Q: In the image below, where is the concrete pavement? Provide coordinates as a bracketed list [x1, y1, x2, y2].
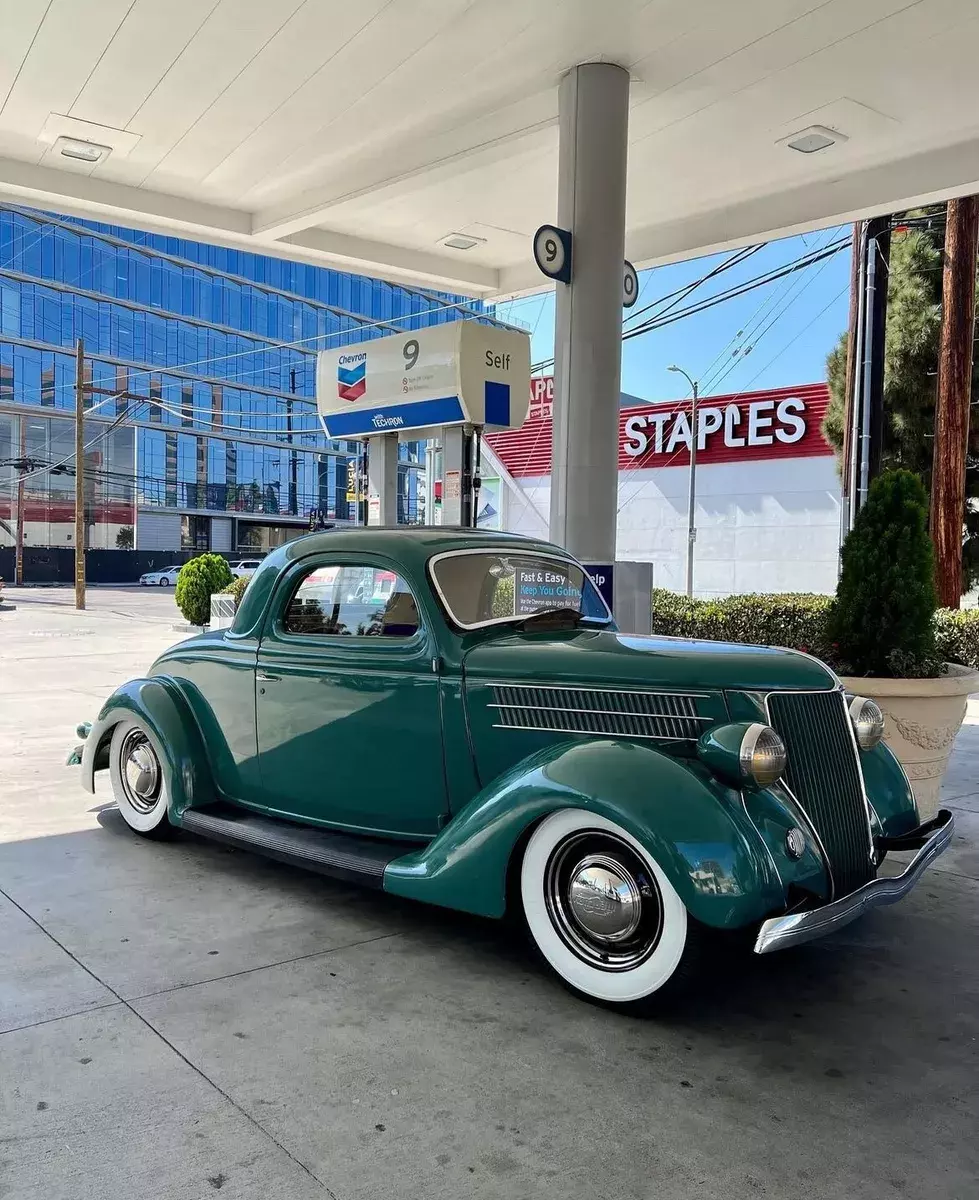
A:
[1, 588, 977, 1199]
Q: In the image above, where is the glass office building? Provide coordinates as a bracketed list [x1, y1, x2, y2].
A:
[0, 205, 484, 559]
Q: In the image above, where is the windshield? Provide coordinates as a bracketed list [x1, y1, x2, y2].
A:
[430, 550, 612, 630]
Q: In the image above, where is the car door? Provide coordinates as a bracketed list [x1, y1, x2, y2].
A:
[254, 556, 447, 838]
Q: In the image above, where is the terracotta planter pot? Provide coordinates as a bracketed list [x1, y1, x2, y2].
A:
[839, 663, 979, 820]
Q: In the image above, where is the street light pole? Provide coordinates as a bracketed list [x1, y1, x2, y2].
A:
[668, 365, 699, 599]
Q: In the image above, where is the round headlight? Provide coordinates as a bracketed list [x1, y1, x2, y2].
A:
[739, 723, 787, 788]
[849, 696, 884, 750]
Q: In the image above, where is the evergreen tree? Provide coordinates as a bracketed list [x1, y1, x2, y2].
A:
[823, 210, 979, 588]
[831, 470, 939, 677]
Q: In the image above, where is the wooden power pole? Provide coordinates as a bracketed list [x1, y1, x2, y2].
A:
[932, 196, 979, 608]
[74, 338, 86, 610]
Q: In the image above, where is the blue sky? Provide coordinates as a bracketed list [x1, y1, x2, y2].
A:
[493, 225, 852, 403]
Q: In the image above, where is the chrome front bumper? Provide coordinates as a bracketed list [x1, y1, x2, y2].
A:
[754, 809, 955, 954]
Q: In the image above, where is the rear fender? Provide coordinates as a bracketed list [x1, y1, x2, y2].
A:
[81, 677, 214, 817]
[383, 738, 783, 928]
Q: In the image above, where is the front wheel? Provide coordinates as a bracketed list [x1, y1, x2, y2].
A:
[520, 810, 699, 1011]
[108, 720, 175, 838]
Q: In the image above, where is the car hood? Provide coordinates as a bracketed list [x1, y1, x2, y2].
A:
[463, 627, 836, 692]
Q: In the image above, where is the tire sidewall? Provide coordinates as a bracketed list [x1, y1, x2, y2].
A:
[521, 809, 688, 1004]
[108, 719, 171, 834]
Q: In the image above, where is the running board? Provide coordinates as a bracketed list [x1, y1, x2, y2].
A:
[178, 807, 415, 888]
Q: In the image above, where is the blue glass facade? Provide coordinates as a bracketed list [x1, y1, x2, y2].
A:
[0, 205, 483, 554]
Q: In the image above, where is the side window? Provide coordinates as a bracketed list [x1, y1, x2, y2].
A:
[284, 564, 420, 638]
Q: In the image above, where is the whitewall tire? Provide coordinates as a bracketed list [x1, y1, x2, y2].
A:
[108, 720, 174, 838]
[520, 809, 693, 1008]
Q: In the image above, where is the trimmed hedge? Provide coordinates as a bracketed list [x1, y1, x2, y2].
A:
[650, 588, 979, 673]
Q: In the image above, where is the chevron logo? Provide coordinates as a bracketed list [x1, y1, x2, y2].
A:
[337, 356, 367, 402]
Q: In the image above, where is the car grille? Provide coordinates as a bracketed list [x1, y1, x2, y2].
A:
[767, 689, 874, 897]
[490, 684, 709, 741]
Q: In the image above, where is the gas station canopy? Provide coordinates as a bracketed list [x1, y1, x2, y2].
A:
[1, 0, 978, 298]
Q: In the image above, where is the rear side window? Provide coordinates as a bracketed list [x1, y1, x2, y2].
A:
[284, 564, 420, 638]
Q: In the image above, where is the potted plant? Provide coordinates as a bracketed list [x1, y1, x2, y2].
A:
[832, 470, 979, 818]
[174, 553, 234, 630]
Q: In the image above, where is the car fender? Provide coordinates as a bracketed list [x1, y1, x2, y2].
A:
[383, 738, 784, 928]
[81, 676, 214, 816]
[860, 739, 920, 836]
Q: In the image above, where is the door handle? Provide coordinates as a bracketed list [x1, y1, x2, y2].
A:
[256, 672, 280, 683]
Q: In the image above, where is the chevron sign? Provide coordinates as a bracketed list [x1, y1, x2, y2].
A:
[337, 353, 367, 402]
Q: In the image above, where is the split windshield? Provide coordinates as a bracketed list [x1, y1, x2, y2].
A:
[429, 551, 612, 630]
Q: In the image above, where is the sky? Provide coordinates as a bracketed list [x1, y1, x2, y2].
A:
[492, 224, 853, 404]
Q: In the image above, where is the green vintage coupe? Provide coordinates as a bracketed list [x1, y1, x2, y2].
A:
[72, 528, 953, 1009]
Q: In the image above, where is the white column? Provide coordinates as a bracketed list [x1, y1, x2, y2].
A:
[366, 433, 399, 525]
[550, 62, 630, 562]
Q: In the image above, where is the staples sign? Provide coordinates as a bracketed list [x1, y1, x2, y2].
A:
[617, 386, 832, 469]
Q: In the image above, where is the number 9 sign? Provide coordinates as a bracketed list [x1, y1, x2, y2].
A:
[533, 225, 572, 284]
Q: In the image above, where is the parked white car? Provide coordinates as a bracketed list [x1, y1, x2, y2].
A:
[139, 565, 182, 587]
[230, 559, 262, 579]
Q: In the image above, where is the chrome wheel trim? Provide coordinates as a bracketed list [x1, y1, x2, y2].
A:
[544, 832, 663, 972]
[119, 730, 162, 814]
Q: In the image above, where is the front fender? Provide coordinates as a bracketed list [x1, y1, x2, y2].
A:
[383, 738, 785, 928]
[81, 677, 214, 817]
[861, 739, 920, 836]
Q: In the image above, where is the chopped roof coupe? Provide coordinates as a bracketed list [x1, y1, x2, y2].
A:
[71, 528, 953, 1010]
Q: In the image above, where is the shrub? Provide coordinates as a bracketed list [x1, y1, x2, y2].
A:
[223, 574, 251, 611]
[175, 553, 234, 627]
[831, 470, 939, 677]
[651, 588, 835, 659]
[935, 607, 979, 670]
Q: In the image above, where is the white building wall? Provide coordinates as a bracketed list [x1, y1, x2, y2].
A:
[210, 516, 233, 552]
[503, 456, 841, 598]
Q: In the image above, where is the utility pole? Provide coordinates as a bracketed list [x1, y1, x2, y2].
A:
[840, 222, 863, 523]
[15, 416, 26, 585]
[931, 195, 979, 609]
[74, 338, 86, 610]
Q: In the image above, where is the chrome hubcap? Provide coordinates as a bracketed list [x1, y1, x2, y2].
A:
[120, 731, 161, 814]
[544, 832, 663, 972]
[568, 855, 642, 942]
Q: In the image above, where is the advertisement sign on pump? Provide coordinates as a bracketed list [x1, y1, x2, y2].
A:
[316, 320, 530, 439]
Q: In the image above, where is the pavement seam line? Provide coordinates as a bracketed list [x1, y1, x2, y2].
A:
[0, 881, 342, 1199]
[0, 1000, 123, 1039]
[125, 930, 404, 1002]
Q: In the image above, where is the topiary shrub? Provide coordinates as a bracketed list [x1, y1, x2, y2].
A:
[175, 553, 234, 627]
[222, 574, 251, 611]
[831, 469, 940, 677]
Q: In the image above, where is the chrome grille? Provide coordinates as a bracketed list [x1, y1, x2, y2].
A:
[490, 685, 708, 741]
[767, 689, 874, 897]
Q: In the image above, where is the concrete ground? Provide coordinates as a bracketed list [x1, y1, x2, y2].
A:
[1, 587, 977, 1200]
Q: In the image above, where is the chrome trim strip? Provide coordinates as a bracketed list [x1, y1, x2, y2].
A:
[753, 811, 954, 954]
[485, 681, 711, 699]
[487, 703, 710, 721]
[491, 723, 694, 742]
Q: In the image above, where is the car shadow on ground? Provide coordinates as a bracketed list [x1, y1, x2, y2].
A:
[85, 805, 971, 1050]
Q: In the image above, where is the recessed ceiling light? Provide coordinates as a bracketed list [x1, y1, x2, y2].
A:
[780, 124, 847, 155]
[55, 136, 110, 164]
[441, 233, 486, 251]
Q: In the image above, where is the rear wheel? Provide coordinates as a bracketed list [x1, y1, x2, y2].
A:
[520, 809, 698, 1011]
[159, 578, 169, 587]
[108, 720, 175, 839]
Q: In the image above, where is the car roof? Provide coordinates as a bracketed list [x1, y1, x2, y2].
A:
[232, 526, 567, 635]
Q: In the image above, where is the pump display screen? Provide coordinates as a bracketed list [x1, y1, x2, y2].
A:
[429, 551, 612, 631]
